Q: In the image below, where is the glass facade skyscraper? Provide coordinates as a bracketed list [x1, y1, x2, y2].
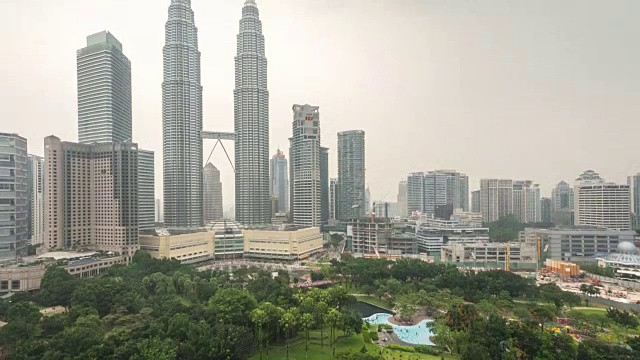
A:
[77, 31, 131, 144]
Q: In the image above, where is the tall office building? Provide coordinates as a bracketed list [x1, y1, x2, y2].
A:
[77, 31, 132, 144]
[44, 136, 138, 257]
[337, 130, 365, 221]
[270, 149, 289, 213]
[27, 155, 44, 245]
[234, 0, 270, 226]
[551, 180, 574, 226]
[574, 170, 630, 230]
[397, 180, 408, 218]
[138, 150, 155, 231]
[203, 163, 223, 223]
[406, 172, 425, 215]
[365, 187, 371, 214]
[628, 174, 640, 230]
[480, 179, 514, 223]
[155, 199, 163, 223]
[289, 105, 321, 227]
[471, 190, 480, 214]
[162, 0, 203, 228]
[541, 197, 552, 224]
[320, 147, 329, 224]
[0, 133, 28, 261]
[329, 178, 338, 221]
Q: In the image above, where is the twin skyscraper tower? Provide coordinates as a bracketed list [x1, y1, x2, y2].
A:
[163, 0, 270, 228]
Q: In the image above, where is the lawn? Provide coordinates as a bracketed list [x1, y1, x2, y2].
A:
[570, 308, 607, 316]
[249, 330, 459, 360]
[355, 295, 393, 311]
[250, 330, 377, 360]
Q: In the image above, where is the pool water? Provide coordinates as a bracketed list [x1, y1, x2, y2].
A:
[362, 313, 435, 346]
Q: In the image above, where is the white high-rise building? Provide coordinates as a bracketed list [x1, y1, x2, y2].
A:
[270, 150, 289, 214]
[234, 0, 270, 226]
[406, 172, 425, 215]
[138, 150, 155, 231]
[480, 179, 514, 223]
[77, 31, 131, 144]
[162, 0, 203, 228]
[574, 170, 630, 230]
[289, 105, 321, 227]
[0, 133, 28, 261]
[203, 163, 223, 223]
[512, 180, 541, 223]
[155, 199, 163, 223]
[28, 155, 44, 245]
[397, 180, 408, 218]
[44, 136, 138, 258]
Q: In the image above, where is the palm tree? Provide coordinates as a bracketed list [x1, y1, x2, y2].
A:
[279, 308, 298, 360]
[301, 313, 314, 360]
[327, 308, 342, 357]
[250, 308, 268, 360]
[315, 300, 329, 348]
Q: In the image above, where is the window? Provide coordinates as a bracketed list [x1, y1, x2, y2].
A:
[11, 280, 20, 290]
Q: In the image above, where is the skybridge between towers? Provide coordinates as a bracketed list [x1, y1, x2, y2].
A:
[202, 131, 235, 172]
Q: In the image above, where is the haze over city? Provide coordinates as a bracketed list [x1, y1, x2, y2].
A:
[2, 0, 640, 206]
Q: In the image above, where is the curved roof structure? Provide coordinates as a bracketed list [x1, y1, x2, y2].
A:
[606, 241, 640, 265]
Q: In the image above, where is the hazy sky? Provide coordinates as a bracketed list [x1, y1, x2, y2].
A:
[2, 0, 640, 208]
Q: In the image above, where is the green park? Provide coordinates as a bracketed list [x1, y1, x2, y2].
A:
[1, 252, 640, 359]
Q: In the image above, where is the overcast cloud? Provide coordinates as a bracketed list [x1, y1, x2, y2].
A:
[1, 0, 639, 208]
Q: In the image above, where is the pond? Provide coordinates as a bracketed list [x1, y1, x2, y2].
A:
[362, 313, 435, 346]
[353, 300, 392, 318]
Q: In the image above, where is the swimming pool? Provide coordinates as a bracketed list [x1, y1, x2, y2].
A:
[362, 313, 434, 346]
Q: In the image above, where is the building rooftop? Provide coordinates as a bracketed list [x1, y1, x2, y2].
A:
[37, 251, 97, 261]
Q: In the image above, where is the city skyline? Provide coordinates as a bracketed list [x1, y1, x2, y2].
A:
[3, 0, 640, 206]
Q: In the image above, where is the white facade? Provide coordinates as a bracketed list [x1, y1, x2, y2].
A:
[513, 180, 541, 223]
[77, 31, 131, 144]
[28, 155, 44, 245]
[290, 105, 321, 227]
[44, 136, 139, 258]
[0, 133, 28, 261]
[574, 170, 630, 230]
[480, 179, 513, 223]
[416, 218, 489, 254]
[234, 0, 270, 226]
[397, 180, 408, 218]
[162, 0, 203, 228]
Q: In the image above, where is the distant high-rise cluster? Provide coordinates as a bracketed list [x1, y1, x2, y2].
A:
[404, 170, 468, 217]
